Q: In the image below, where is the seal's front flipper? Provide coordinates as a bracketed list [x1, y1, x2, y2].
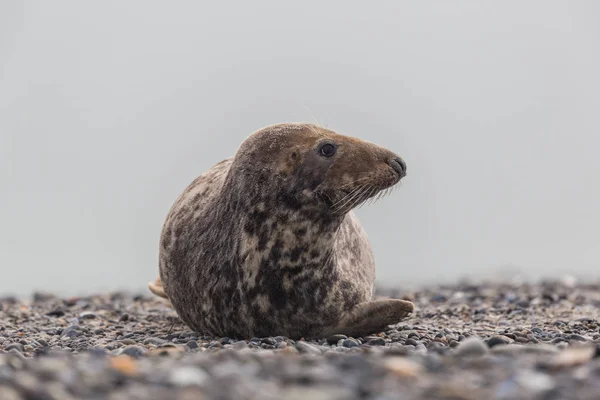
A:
[148, 276, 169, 299]
[327, 299, 414, 338]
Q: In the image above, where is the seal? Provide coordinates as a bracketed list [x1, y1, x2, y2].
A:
[149, 123, 414, 339]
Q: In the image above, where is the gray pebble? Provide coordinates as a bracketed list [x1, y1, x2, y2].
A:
[326, 334, 348, 345]
[186, 340, 199, 349]
[169, 366, 209, 387]
[295, 341, 323, 355]
[119, 345, 146, 358]
[233, 340, 248, 349]
[454, 336, 488, 357]
[143, 337, 167, 346]
[568, 334, 587, 342]
[4, 343, 24, 352]
[367, 338, 386, 346]
[487, 335, 513, 348]
[79, 311, 98, 320]
[342, 339, 359, 348]
[60, 325, 82, 339]
[45, 309, 65, 317]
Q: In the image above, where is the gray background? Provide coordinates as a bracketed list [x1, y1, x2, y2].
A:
[1, 1, 599, 296]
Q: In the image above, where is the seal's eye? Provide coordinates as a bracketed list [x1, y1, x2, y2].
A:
[319, 143, 337, 158]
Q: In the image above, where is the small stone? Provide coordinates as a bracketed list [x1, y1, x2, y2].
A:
[119, 345, 146, 358]
[454, 336, 488, 357]
[32, 292, 56, 302]
[119, 314, 129, 322]
[326, 334, 348, 345]
[186, 340, 199, 349]
[121, 339, 136, 345]
[45, 309, 65, 317]
[383, 357, 423, 377]
[405, 338, 419, 346]
[143, 337, 167, 346]
[233, 340, 248, 349]
[4, 343, 24, 352]
[492, 344, 559, 355]
[541, 345, 596, 369]
[295, 341, 323, 355]
[367, 338, 387, 346]
[431, 294, 447, 302]
[487, 335, 513, 348]
[79, 311, 98, 320]
[260, 337, 276, 346]
[568, 334, 587, 342]
[60, 325, 82, 339]
[109, 355, 139, 376]
[169, 366, 209, 387]
[514, 370, 555, 395]
[342, 339, 359, 348]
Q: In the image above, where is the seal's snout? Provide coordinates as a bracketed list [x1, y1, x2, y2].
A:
[388, 157, 407, 178]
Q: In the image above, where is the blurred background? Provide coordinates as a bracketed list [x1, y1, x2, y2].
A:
[1, 1, 599, 296]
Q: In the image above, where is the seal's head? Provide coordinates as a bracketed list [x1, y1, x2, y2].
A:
[228, 123, 406, 216]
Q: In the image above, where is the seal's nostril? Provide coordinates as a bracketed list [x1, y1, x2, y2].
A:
[389, 157, 407, 177]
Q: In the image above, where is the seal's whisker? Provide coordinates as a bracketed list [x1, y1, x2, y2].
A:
[355, 186, 370, 210]
[355, 185, 375, 210]
[333, 184, 368, 213]
[302, 104, 322, 127]
[330, 187, 357, 207]
[338, 176, 373, 190]
[335, 183, 371, 214]
[367, 186, 379, 205]
[331, 185, 361, 208]
[350, 184, 374, 211]
[347, 184, 370, 211]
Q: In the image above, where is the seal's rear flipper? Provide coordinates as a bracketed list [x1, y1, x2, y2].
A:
[324, 299, 414, 338]
[148, 276, 169, 299]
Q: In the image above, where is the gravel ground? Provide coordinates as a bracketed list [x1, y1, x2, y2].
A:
[1, 280, 599, 400]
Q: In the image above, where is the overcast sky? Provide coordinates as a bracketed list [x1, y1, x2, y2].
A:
[1, 1, 599, 296]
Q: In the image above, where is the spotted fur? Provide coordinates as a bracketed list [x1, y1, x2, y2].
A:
[152, 123, 413, 339]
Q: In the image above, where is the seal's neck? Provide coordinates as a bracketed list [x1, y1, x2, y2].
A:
[221, 174, 345, 269]
[239, 203, 343, 271]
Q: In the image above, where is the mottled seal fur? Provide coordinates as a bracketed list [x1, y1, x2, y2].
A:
[149, 123, 414, 339]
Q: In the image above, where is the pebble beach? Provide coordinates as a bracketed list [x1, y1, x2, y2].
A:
[1, 280, 599, 400]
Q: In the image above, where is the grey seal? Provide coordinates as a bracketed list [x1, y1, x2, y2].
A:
[149, 123, 414, 339]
